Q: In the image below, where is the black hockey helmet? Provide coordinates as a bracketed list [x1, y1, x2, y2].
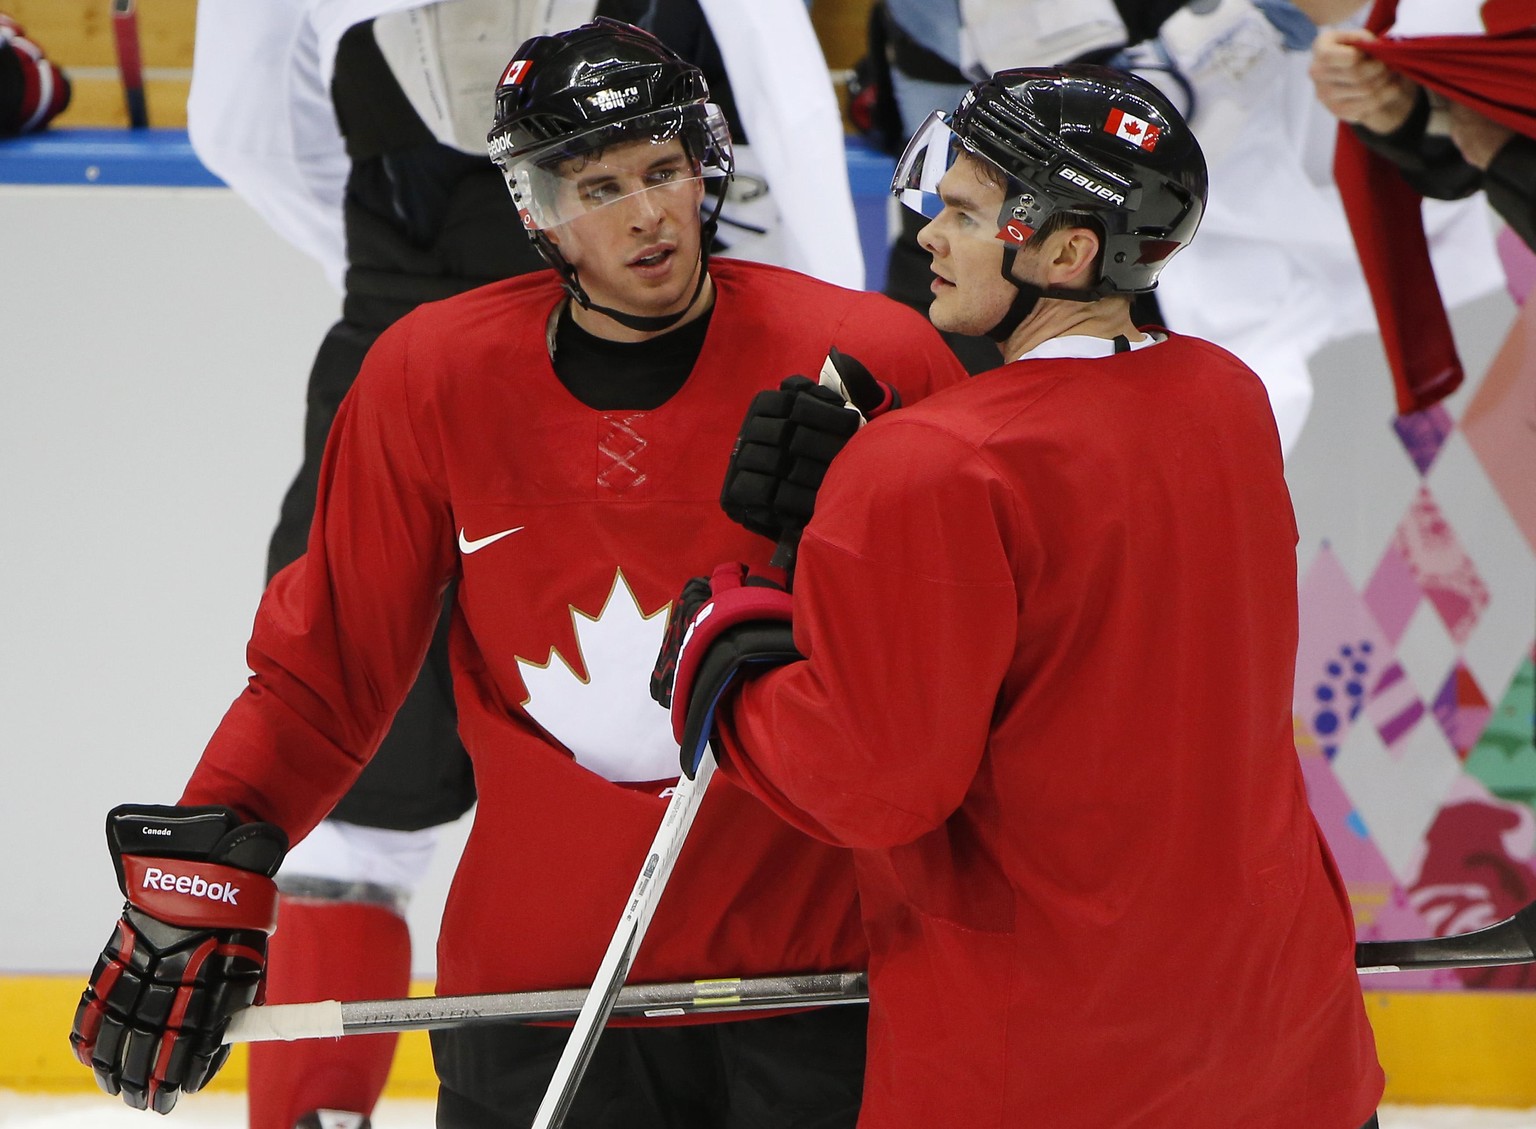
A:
[895, 64, 1207, 300]
[486, 18, 733, 329]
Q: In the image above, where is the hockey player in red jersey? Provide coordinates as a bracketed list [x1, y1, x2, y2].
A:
[659, 66, 1386, 1129]
[187, 2, 873, 1125]
[68, 20, 965, 1124]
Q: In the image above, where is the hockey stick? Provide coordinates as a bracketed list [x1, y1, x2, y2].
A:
[1356, 899, 1536, 973]
[110, 0, 148, 128]
[221, 900, 1536, 1044]
[528, 752, 718, 1129]
[529, 357, 858, 1127]
[224, 970, 869, 1043]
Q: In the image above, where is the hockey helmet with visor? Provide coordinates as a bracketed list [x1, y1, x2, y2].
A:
[892, 65, 1206, 337]
[486, 19, 733, 330]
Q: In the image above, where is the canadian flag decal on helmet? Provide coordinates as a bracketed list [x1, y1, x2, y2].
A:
[500, 58, 532, 87]
[1104, 107, 1160, 152]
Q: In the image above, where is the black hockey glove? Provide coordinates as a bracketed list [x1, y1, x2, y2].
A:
[651, 562, 800, 778]
[70, 804, 288, 1113]
[721, 348, 899, 546]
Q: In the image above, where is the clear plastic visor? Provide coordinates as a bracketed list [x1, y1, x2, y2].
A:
[893, 111, 1024, 246]
[892, 111, 965, 221]
[495, 105, 731, 232]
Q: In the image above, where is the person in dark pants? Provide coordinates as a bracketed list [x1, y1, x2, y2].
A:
[184, 1, 867, 1124]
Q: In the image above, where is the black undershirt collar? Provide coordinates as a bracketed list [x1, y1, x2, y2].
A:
[550, 303, 714, 411]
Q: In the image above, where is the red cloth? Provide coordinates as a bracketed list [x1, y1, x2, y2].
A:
[248, 899, 408, 1129]
[1333, 0, 1536, 413]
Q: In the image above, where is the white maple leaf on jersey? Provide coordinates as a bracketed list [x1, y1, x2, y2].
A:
[517, 568, 680, 783]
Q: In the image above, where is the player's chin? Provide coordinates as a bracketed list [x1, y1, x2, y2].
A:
[641, 265, 701, 310]
[927, 290, 970, 334]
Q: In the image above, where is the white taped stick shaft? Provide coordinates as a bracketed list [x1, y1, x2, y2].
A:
[817, 354, 867, 425]
[225, 999, 345, 1043]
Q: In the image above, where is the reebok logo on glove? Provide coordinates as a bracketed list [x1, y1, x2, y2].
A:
[119, 853, 280, 932]
[140, 866, 241, 905]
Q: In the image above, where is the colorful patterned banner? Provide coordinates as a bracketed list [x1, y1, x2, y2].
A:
[1297, 243, 1536, 990]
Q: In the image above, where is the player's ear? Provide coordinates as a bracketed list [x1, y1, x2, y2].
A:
[1043, 225, 1100, 291]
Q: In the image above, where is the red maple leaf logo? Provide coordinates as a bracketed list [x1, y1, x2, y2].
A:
[1123, 119, 1142, 136]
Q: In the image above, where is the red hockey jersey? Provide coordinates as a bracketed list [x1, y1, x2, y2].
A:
[718, 334, 1385, 1127]
[180, 259, 966, 998]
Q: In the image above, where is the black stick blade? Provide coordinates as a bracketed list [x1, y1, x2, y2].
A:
[1357, 901, 1536, 972]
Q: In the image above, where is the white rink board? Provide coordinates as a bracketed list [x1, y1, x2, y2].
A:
[0, 183, 468, 979]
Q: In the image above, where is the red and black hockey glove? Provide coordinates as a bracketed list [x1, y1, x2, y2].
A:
[720, 348, 898, 547]
[70, 804, 288, 1113]
[651, 562, 801, 778]
[0, 16, 72, 136]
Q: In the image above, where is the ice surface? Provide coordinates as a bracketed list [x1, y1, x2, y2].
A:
[3, 1094, 1536, 1128]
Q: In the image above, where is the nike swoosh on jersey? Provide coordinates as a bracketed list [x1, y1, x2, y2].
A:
[458, 526, 525, 555]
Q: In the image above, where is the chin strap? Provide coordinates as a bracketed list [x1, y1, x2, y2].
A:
[582, 248, 713, 332]
[984, 246, 1119, 344]
[985, 277, 1045, 344]
[540, 235, 713, 333]
[543, 194, 725, 334]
